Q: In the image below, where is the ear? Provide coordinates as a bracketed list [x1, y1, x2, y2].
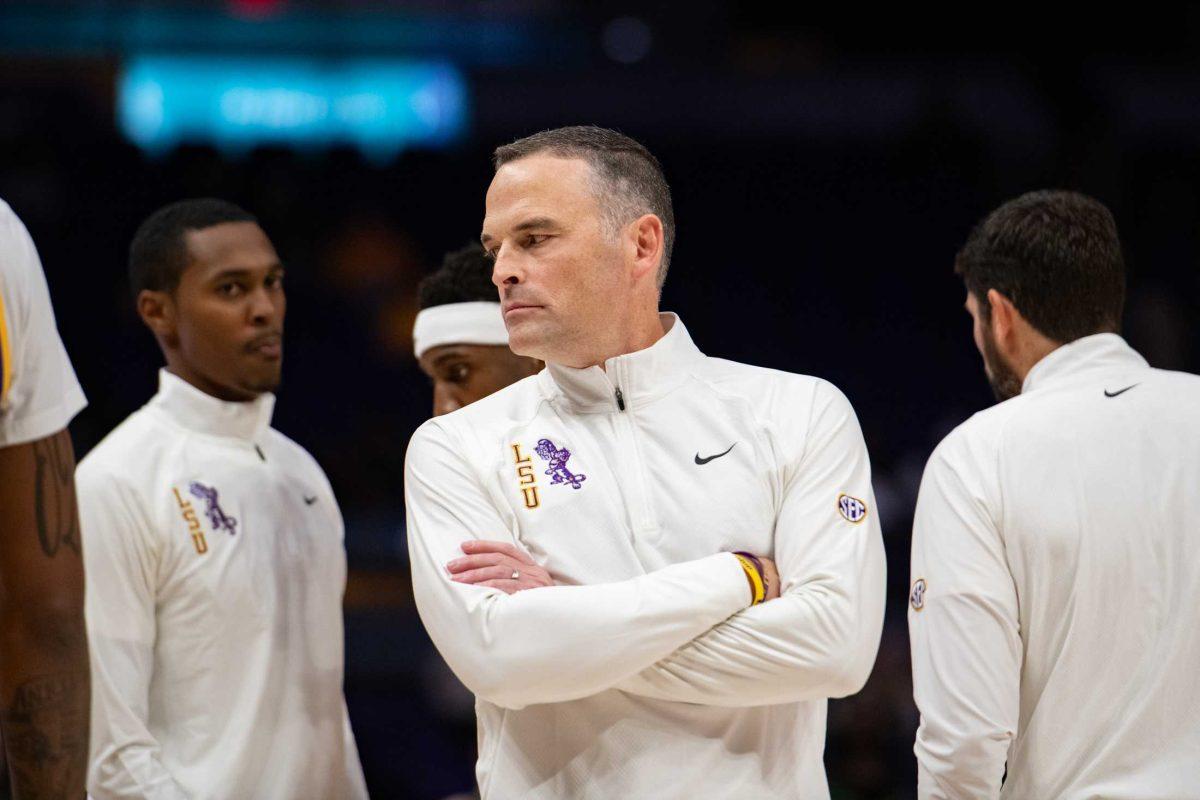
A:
[986, 288, 1019, 345]
[628, 213, 664, 285]
[137, 289, 178, 344]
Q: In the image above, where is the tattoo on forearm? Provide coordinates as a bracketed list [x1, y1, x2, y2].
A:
[1, 673, 88, 800]
[32, 436, 80, 558]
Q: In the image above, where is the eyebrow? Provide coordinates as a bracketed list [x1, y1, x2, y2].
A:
[207, 262, 284, 282]
[480, 216, 559, 247]
[431, 347, 474, 367]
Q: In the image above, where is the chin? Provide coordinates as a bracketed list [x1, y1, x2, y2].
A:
[244, 369, 282, 396]
[506, 328, 547, 361]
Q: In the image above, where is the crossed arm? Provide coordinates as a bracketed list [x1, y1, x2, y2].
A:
[613, 390, 887, 706]
[406, 422, 759, 710]
[406, 384, 886, 710]
[0, 428, 90, 799]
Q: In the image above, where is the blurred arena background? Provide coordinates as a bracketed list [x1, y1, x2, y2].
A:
[3, 2, 1199, 798]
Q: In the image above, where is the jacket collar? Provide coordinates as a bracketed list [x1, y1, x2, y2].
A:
[149, 369, 275, 441]
[538, 313, 704, 413]
[1022, 333, 1148, 394]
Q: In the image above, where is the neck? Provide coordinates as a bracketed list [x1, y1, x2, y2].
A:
[1012, 336, 1063, 385]
[580, 309, 666, 370]
[163, 359, 257, 403]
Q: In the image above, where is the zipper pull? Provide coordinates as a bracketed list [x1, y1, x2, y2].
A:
[615, 387, 626, 412]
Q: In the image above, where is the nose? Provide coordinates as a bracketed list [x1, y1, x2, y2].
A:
[248, 285, 280, 327]
[491, 244, 524, 288]
[432, 382, 462, 418]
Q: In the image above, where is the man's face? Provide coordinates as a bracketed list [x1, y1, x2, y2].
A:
[481, 155, 628, 367]
[168, 222, 285, 401]
[966, 291, 1022, 402]
[418, 343, 541, 417]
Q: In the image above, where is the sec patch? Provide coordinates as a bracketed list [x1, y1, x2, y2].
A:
[910, 578, 926, 611]
[837, 493, 868, 523]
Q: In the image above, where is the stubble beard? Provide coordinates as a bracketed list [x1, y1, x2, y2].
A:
[980, 327, 1022, 402]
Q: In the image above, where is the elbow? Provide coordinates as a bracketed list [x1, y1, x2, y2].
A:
[0, 596, 87, 658]
[818, 609, 882, 699]
[467, 678, 529, 711]
[824, 646, 875, 699]
[449, 656, 537, 711]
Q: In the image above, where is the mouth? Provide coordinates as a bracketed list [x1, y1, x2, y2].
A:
[503, 303, 543, 318]
[246, 333, 283, 360]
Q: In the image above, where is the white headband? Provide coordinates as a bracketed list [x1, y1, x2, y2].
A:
[412, 301, 509, 359]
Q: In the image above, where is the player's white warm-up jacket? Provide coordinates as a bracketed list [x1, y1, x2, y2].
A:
[78, 370, 367, 800]
[910, 333, 1200, 799]
[0, 198, 86, 445]
[405, 313, 886, 799]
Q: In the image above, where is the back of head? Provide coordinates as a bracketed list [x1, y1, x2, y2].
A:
[129, 198, 257, 298]
[493, 125, 675, 289]
[955, 190, 1126, 343]
[418, 242, 496, 310]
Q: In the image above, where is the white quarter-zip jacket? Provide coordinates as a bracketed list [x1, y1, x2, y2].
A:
[0, 199, 85, 445]
[405, 314, 887, 799]
[909, 333, 1200, 799]
[78, 370, 367, 800]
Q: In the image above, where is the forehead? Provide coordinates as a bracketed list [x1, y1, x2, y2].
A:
[182, 221, 278, 278]
[483, 155, 600, 232]
[419, 343, 511, 371]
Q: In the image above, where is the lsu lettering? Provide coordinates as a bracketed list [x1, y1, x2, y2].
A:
[172, 486, 209, 555]
[511, 443, 540, 509]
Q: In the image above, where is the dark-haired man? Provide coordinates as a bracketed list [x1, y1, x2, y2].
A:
[414, 242, 542, 417]
[909, 190, 1200, 799]
[0, 199, 90, 798]
[405, 126, 885, 798]
[79, 199, 366, 799]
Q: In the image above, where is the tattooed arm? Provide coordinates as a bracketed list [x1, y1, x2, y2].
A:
[0, 428, 89, 799]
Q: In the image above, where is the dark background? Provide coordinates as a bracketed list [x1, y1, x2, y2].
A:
[3, 3, 1199, 798]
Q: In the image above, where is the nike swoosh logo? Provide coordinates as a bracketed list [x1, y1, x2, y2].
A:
[303, 495, 318, 505]
[695, 443, 736, 465]
[1104, 384, 1139, 398]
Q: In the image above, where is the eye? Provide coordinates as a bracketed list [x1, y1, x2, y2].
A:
[523, 233, 549, 248]
[447, 363, 470, 383]
[217, 282, 244, 298]
[265, 271, 285, 289]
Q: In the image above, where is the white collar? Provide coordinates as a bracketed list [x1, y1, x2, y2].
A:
[149, 369, 275, 442]
[1022, 333, 1148, 394]
[538, 313, 705, 413]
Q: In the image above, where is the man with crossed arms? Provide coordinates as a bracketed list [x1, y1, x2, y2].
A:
[404, 125, 886, 798]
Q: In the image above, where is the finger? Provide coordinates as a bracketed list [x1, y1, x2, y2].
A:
[461, 539, 536, 566]
[446, 553, 504, 574]
[518, 568, 554, 587]
[515, 577, 553, 591]
[451, 565, 516, 584]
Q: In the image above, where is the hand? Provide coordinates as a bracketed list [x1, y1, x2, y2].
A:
[737, 553, 781, 604]
[760, 557, 781, 602]
[446, 540, 554, 594]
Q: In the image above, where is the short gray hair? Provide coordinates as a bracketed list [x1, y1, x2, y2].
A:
[493, 125, 675, 289]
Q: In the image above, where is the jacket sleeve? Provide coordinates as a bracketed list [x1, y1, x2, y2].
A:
[908, 431, 1019, 799]
[404, 420, 752, 711]
[0, 203, 87, 447]
[615, 380, 887, 706]
[78, 467, 190, 800]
